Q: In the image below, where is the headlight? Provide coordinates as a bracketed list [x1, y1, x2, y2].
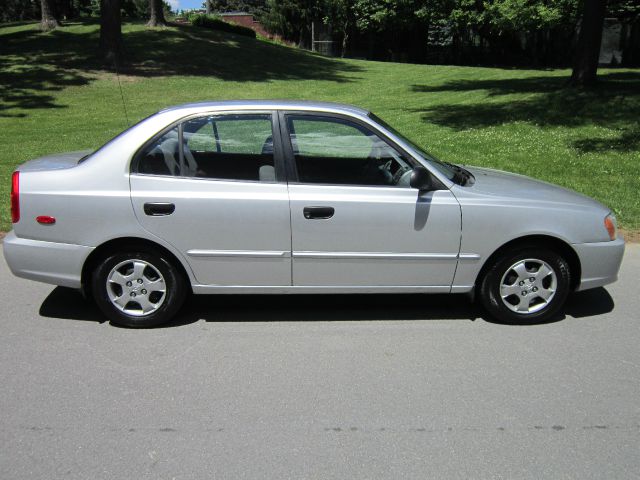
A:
[604, 213, 617, 241]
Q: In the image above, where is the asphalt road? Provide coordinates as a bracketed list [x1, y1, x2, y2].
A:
[1, 244, 639, 479]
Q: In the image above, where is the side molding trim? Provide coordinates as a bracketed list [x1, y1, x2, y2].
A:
[187, 249, 291, 258]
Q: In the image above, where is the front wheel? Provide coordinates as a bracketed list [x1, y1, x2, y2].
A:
[479, 247, 571, 324]
[91, 250, 187, 328]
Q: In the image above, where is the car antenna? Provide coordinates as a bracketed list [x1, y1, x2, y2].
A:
[113, 59, 130, 127]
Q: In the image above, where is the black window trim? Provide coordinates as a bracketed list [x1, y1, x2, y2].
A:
[130, 110, 287, 184]
[277, 110, 442, 190]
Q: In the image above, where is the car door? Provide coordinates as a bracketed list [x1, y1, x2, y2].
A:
[129, 111, 292, 287]
[280, 111, 462, 290]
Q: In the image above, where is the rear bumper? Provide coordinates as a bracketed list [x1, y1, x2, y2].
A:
[573, 236, 625, 291]
[2, 231, 93, 289]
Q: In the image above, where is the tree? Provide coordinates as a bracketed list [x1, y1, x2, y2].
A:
[100, 0, 123, 66]
[40, 0, 60, 30]
[0, 0, 41, 22]
[570, 0, 607, 86]
[262, 0, 321, 47]
[609, 0, 640, 66]
[324, 0, 355, 57]
[205, 0, 268, 16]
[147, 0, 167, 26]
[354, 0, 440, 61]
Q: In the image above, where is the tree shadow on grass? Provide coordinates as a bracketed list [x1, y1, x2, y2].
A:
[0, 19, 362, 118]
[572, 125, 640, 153]
[121, 24, 362, 82]
[0, 24, 99, 116]
[0, 40, 89, 117]
[410, 72, 640, 153]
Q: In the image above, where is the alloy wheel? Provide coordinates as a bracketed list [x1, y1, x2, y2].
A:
[106, 259, 167, 316]
[499, 258, 557, 314]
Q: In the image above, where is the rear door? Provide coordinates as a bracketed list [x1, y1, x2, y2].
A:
[130, 111, 292, 287]
[280, 111, 461, 290]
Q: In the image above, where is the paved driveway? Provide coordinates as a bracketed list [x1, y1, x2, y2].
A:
[1, 244, 639, 479]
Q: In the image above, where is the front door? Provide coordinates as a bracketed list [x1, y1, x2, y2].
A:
[281, 112, 461, 290]
[130, 111, 291, 287]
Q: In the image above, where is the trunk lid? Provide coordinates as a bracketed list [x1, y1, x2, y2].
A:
[16, 150, 93, 172]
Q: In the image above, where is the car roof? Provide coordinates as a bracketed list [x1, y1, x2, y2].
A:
[159, 100, 370, 117]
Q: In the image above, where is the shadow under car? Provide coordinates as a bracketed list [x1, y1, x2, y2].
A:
[38, 286, 614, 328]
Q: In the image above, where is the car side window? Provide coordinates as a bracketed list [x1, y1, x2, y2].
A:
[135, 113, 276, 182]
[186, 120, 216, 153]
[136, 126, 182, 176]
[285, 115, 415, 187]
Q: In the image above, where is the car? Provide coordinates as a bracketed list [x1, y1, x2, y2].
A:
[4, 100, 625, 327]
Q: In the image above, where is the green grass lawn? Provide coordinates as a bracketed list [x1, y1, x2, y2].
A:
[1, 19, 639, 232]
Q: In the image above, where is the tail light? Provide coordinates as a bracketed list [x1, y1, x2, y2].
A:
[10, 171, 20, 224]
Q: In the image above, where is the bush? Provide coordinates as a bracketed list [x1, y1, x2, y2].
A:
[189, 14, 256, 38]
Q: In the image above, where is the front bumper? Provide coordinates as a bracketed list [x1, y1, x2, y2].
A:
[573, 236, 625, 291]
[2, 231, 94, 289]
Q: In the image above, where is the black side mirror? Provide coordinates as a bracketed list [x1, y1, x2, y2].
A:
[409, 166, 433, 191]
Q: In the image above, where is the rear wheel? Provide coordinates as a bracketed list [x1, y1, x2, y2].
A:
[479, 247, 571, 324]
[91, 250, 187, 328]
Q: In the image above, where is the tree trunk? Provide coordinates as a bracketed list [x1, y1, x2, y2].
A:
[570, 0, 606, 86]
[40, 0, 59, 31]
[100, 0, 123, 67]
[621, 21, 640, 67]
[452, 32, 461, 64]
[147, 0, 167, 27]
[206, 0, 211, 15]
[341, 31, 348, 58]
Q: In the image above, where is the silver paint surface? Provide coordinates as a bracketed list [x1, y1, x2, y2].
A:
[3, 100, 624, 294]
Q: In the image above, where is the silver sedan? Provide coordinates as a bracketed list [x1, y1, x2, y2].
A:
[3, 101, 625, 327]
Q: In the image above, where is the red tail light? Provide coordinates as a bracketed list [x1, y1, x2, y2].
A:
[11, 171, 19, 223]
[36, 215, 56, 225]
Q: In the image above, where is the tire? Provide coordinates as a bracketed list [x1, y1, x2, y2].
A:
[479, 247, 571, 324]
[91, 249, 187, 328]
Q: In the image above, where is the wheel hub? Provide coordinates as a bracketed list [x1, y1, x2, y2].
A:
[499, 258, 557, 314]
[106, 259, 166, 317]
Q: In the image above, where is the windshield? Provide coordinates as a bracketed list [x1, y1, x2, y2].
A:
[368, 113, 457, 182]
